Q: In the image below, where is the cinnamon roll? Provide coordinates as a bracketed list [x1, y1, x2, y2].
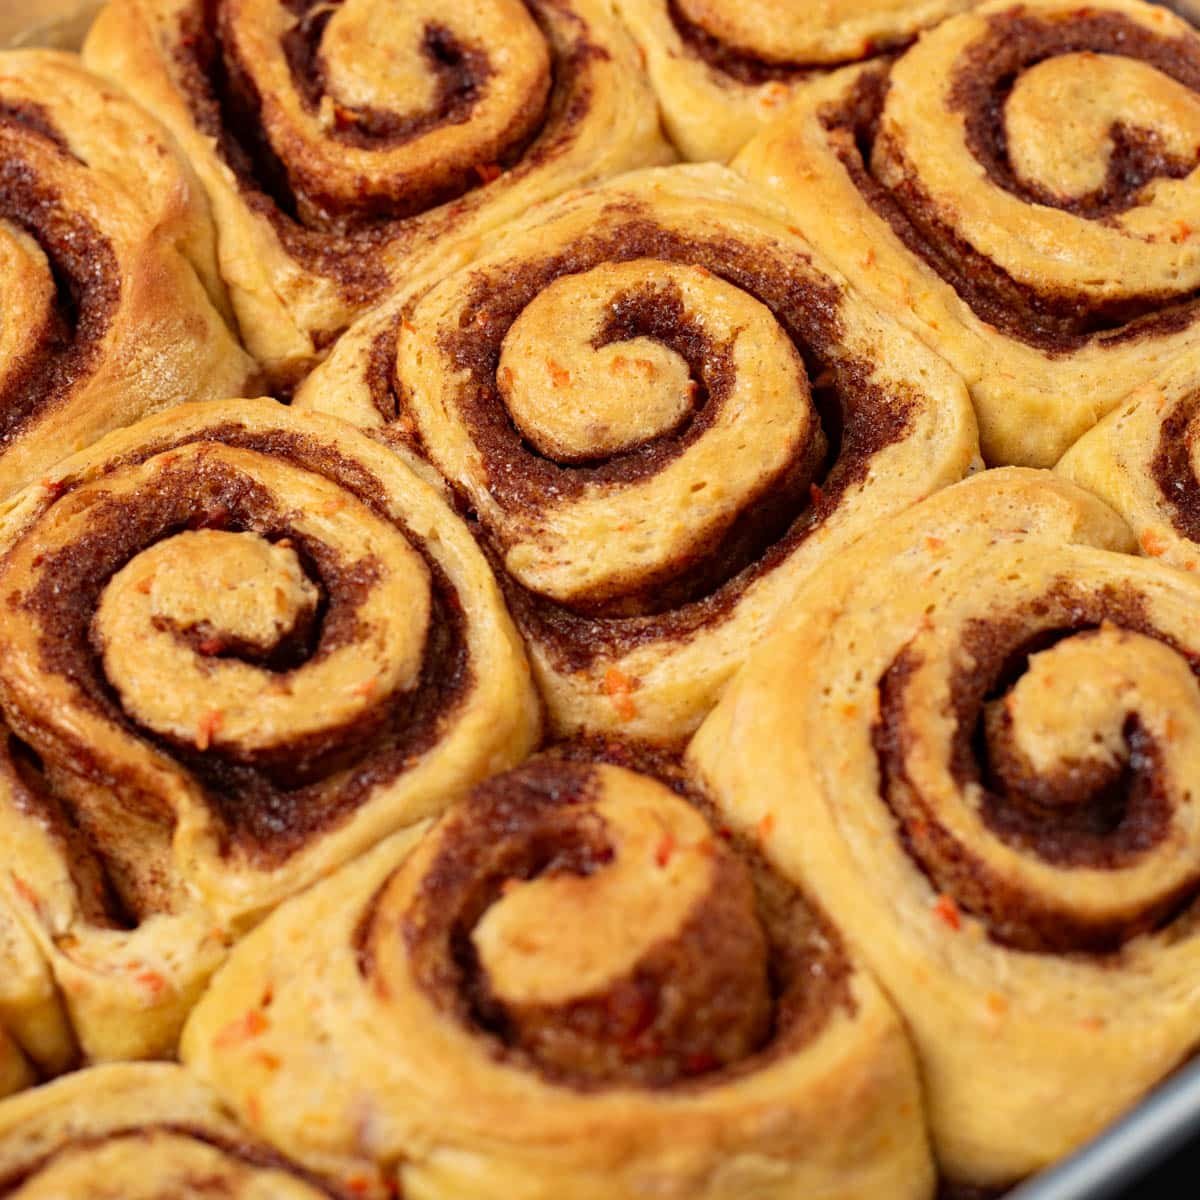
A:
[181, 743, 933, 1199]
[690, 468, 1200, 1189]
[295, 164, 980, 742]
[0, 50, 252, 499]
[0, 399, 538, 1075]
[0, 1062, 383, 1197]
[82, 1, 671, 387]
[736, 0, 1200, 467]
[614, 0, 981, 161]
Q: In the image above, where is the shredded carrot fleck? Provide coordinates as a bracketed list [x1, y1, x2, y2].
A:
[1174, 220, 1193, 243]
[757, 812, 776, 841]
[655, 832, 676, 868]
[636, 44, 647, 69]
[1079, 1016, 1105, 1032]
[11, 874, 39, 912]
[862, 246, 877, 268]
[195, 709, 224, 751]
[352, 677, 378, 698]
[40, 478, 66, 498]
[474, 162, 502, 185]
[245, 1092, 263, 1127]
[841, 702, 858, 719]
[760, 81, 789, 108]
[321, 498, 345, 516]
[1140, 528, 1169, 557]
[932, 894, 961, 931]
[401, 318, 417, 335]
[197, 637, 225, 657]
[547, 359, 571, 388]
[809, 482, 825, 507]
[498, 366, 515, 390]
[924, 536, 945, 552]
[603, 667, 638, 721]
[135, 970, 168, 998]
[215, 1008, 270, 1048]
[985, 992, 1008, 1017]
[252, 1049, 282, 1072]
[346, 1176, 376, 1198]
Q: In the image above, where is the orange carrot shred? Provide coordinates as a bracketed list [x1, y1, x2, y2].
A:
[195, 709, 224, 751]
[655, 833, 676, 868]
[933, 894, 961, 931]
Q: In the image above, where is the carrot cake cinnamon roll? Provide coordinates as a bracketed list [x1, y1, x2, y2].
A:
[82, 0, 671, 386]
[295, 164, 979, 741]
[736, 0, 1200, 466]
[0, 399, 538, 1077]
[0, 49, 251, 499]
[182, 743, 933, 1199]
[692, 468, 1200, 1189]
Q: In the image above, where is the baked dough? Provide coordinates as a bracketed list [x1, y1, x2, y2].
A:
[83, 0, 671, 385]
[691, 468, 1200, 1187]
[0, 50, 251, 499]
[296, 163, 980, 742]
[735, 0, 1200, 466]
[0, 399, 538, 1075]
[182, 745, 933, 1199]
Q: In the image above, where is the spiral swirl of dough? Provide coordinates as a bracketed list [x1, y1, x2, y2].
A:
[82, 0, 670, 384]
[181, 745, 932, 1199]
[0, 50, 252, 499]
[691, 468, 1200, 1188]
[0, 399, 538, 1077]
[736, 0, 1200, 465]
[295, 164, 978, 741]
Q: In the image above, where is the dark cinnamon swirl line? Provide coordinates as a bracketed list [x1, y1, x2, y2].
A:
[390, 213, 914, 649]
[353, 745, 854, 1093]
[821, 66, 1200, 351]
[949, 9, 1200, 217]
[872, 581, 1200, 954]
[0, 124, 119, 445]
[664, 0, 903, 85]
[0, 1124, 352, 1197]
[8, 429, 473, 870]
[0, 731, 135, 934]
[282, 4, 494, 149]
[172, 0, 588, 279]
[1150, 393, 1200, 541]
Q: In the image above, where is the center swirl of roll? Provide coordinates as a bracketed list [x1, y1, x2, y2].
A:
[397, 760, 784, 1086]
[1002, 53, 1200, 211]
[71, 445, 432, 764]
[874, 582, 1200, 953]
[412, 243, 829, 618]
[215, 0, 552, 226]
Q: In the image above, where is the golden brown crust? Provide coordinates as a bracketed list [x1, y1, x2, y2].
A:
[182, 746, 933, 1199]
[735, 0, 1200, 466]
[0, 399, 539, 1075]
[690, 468, 1200, 1187]
[0, 49, 252, 499]
[613, 0, 982, 160]
[0, 1063, 379, 1197]
[296, 164, 979, 741]
[83, 0, 671, 384]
